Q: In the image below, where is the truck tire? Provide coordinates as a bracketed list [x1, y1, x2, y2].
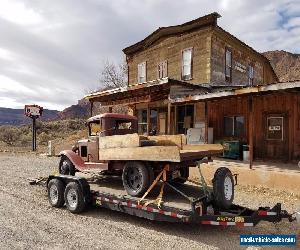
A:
[59, 155, 75, 176]
[212, 167, 234, 209]
[172, 167, 189, 184]
[122, 161, 153, 197]
[64, 182, 86, 213]
[48, 179, 65, 208]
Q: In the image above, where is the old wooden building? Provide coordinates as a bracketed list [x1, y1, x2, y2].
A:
[86, 13, 299, 163]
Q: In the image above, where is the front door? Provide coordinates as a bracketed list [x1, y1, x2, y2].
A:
[263, 113, 288, 161]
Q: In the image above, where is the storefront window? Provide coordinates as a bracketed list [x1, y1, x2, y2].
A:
[224, 116, 245, 137]
[150, 109, 158, 135]
[138, 109, 147, 134]
[176, 105, 194, 134]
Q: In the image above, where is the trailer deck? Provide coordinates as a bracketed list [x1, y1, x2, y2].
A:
[45, 173, 296, 227]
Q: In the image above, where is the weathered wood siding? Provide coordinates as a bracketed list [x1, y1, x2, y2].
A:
[206, 92, 300, 161]
[207, 97, 249, 142]
[127, 27, 213, 85]
[252, 92, 300, 161]
[210, 28, 278, 86]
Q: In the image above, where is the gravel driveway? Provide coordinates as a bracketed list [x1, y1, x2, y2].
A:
[0, 153, 298, 250]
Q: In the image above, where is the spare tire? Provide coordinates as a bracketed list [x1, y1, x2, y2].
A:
[59, 156, 75, 176]
[122, 161, 153, 197]
[212, 167, 234, 209]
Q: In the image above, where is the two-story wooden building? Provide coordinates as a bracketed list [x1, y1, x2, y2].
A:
[86, 13, 300, 163]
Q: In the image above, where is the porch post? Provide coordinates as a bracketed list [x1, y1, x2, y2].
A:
[147, 104, 150, 135]
[90, 101, 94, 117]
[205, 101, 208, 143]
[167, 101, 171, 135]
[248, 96, 254, 169]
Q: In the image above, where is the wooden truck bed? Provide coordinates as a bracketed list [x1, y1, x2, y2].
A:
[98, 134, 223, 162]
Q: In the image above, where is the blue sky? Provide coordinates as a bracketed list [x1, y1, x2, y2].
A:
[0, 0, 299, 110]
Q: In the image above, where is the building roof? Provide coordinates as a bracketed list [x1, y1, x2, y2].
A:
[85, 78, 210, 105]
[123, 12, 221, 55]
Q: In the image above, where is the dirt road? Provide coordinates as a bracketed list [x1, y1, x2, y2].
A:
[0, 153, 298, 250]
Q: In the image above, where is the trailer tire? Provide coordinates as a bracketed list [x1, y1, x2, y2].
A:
[172, 167, 189, 184]
[122, 161, 152, 197]
[64, 182, 86, 213]
[48, 179, 65, 208]
[212, 167, 234, 209]
[59, 155, 75, 176]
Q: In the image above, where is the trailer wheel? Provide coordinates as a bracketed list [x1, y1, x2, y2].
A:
[48, 179, 65, 208]
[64, 182, 86, 213]
[212, 167, 234, 209]
[172, 167, 189, 184]
[122, 161, 153, 197]
[59, 156, 75, 176]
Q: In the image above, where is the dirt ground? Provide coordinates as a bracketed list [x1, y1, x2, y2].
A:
[0, 153, 298, 250]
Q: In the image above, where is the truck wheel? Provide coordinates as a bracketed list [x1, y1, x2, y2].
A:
[212, 167, 234, 209]
[172, 167, 189, 184]
[59, 156, 75, 176]
[122, 161, 153, 197]
[64, 182, 86, 213]
[48, 179, 65, 208]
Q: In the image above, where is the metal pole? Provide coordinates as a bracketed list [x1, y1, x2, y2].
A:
[32, 116, 36, 151]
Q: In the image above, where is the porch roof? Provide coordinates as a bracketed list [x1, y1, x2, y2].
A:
[85, 78, 211, 106]
[169, 80, 300, 103]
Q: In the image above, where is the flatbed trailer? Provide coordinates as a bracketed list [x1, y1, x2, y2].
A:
[45, 170, 297, 228]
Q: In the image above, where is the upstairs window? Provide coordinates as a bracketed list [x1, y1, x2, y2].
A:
[248, 64, 254, 86]
[157, 60, 168, 79]
[225, 48, 232, 82]
[138, 62, 146, 83]
[182, 48, 192, 80]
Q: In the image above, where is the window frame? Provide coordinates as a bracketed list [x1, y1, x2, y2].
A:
[225, 47, 232, 83]
[138, 61, 147, 83]
[223, 115, 245, 137]
[181, 48, 193, 80]
[157, 60, 168, 79]
[248, 63, 254, 86]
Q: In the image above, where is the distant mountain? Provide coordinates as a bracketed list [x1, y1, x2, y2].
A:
[263, 50, 300, 82]
[0, 107, 59, 125]
[58, 99, 90, 120]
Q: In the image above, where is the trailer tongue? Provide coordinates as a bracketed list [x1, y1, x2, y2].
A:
[45, 161, 296, 227]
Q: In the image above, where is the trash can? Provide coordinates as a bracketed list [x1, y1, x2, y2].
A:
[242, 145, 249, 162]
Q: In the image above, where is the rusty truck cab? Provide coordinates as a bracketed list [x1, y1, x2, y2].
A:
[78, 113, 138, 162]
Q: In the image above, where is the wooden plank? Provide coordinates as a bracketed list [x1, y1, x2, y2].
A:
[182, 144, 223, 152]
[99, 134, 140, 149]
[148, 135, 184, 148]
[99, 146, 181, 162]
[167, 101, 171, 134]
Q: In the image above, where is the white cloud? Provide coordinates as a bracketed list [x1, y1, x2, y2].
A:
[0, 0, 298, 111]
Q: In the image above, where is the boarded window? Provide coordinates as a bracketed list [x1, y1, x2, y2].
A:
[138, 62, 146, 83]
[248, 64, 254, 86]
[224, 116, 245, 137]
[157, 60, 168, 79]
[182, 48, 192, 80]
[267, 117, 283, 140]
[225, 48, 232, 82]
[138, 109, 147, 134]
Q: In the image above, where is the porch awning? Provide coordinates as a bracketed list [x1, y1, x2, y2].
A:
[85, 78, 210, 106]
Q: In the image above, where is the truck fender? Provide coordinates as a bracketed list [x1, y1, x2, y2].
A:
[59, 150, 85, 171]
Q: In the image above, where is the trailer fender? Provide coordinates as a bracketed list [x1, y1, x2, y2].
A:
[59, 150, 85, 171]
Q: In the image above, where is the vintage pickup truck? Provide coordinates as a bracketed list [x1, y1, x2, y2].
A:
[58, 113, 233, 208]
